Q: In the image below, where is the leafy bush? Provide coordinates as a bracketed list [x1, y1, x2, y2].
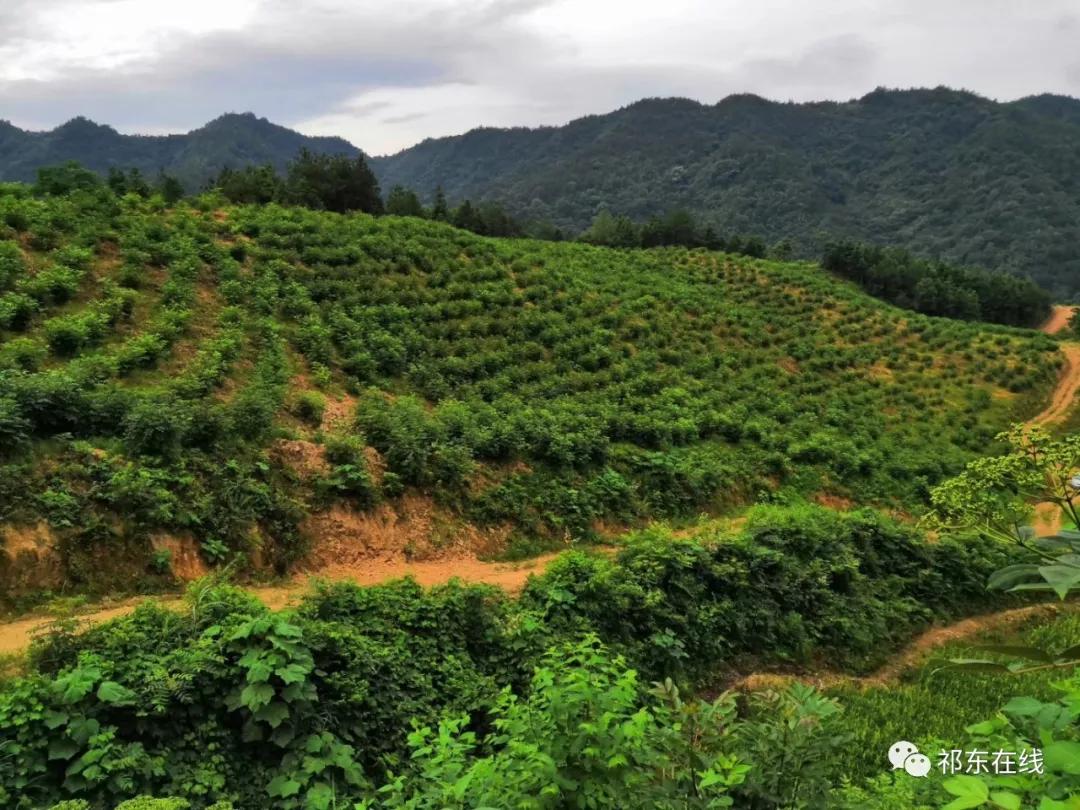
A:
[289, 390, 326, 426]
[0, 395, 31, 450]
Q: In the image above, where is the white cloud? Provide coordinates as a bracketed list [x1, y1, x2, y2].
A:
[0, 0, 1076, 151]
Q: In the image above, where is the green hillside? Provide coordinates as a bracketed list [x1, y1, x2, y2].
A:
[372, 87, 1080, 298]
[0, 183, 1062, 600]
[0, 114, 359, 191]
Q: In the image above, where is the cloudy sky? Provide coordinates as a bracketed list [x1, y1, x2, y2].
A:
[0, 0, 1077, 155]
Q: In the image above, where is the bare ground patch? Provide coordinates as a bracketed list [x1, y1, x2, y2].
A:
[300, 495, 510, 569]
[150, 533, 210, 581]
[0, 522, 64, 590]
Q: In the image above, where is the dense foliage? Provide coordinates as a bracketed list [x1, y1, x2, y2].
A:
[579, 207, 770, 257]
[0, 505, 1028, 808]
[215, 150, 383, 215]
[822, 239, 1051, 328]
[0, 185, 1062, 599]
[372, 88, 1080, 298]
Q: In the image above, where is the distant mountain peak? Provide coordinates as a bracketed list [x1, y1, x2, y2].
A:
[55, 116, 117, 134]
[0, 114, 360, 187]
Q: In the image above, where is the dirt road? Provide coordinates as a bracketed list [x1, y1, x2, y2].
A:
[1030, 343, 1080, 426]
[0, 553, 562, 657]
[1039, 305, 1077, 335]
[1023, 339, 1080, 535]
[731, 603, 1064, 692]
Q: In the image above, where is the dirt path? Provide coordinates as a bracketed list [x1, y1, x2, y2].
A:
[0, 553, 563, 657]
[731, 604, 1063, 692]
[1029, 342, 1080, 427]
[1039, 305, 1077, 335]
[1021, 340, 1080, 536]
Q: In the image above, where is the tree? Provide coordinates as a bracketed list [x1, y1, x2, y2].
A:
[155, 172, 185, 204]
[384, 185, 424, 217]
[214, 165, 282, 204]
[476, 201, 522, 237]
[105, 168, 150, 198]
[284, 149, 383, 215]
[430, 186, 449, 221]
[34, 162, 102, 196]
[451, 199, 482, 232]
[580, 209, 639, 247]
[769, 239, 794, 261]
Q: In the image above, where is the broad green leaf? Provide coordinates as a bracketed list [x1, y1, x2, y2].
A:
[1002, 696, 1045, 716]
[987, 564, 1040, 590]
[276, 662, 309, 685]
[941, 774, 989, 809]
[1036, 564, 1080, 599]
[307, 781, 333, 810]
[939, 659, 1011, 674]
[989, 791, 1020, 810]
[240, 681, 275, 710]
[1044, 741, 1080, 774]
[255, 700, 290, 728]
[977, 645, 1053, 663]
[47, 739, 80, 761]
[266, 774, 302, 798]
[96, 681, 136, 706]
[67, 717, 100, 746]
[43, 709, 68, 730]
[58, 668, 100, 704]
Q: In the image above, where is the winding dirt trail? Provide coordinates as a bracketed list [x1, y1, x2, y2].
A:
[731, 604, 1064, 692]
[0, 553, 563, 657]
[1029, 342, 1080, 427]
[1024, 337, 1080, 535]
[1039, 305, 1077, 336]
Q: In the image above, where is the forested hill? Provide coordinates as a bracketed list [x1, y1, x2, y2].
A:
[0, 113, 359, 190]
[0, 185, 1062, 601]
[371, 87, 1080, 298]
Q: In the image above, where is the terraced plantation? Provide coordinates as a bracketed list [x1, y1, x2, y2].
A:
[2, 181, 1080, 810]
[0, 186, 1062, 602]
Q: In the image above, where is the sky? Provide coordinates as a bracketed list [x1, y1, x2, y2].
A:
[0, 0, 1077, 155]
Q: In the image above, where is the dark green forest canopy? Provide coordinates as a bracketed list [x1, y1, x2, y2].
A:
[822, 239, 1052, 327]
[372, 87, 1080, 298]
[0, 186, 1063, 596]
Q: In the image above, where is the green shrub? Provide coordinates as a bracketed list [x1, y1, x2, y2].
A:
[18, 264, 83, 303]
[290, 390, 325, 425]
[0, 291, 38, 330]
[0, 396, 31, 449]
[123, 395, 194, 456]
[0, 240, 24, 290]
[0, 335, 48, 370]
[319, 434, 378, 507]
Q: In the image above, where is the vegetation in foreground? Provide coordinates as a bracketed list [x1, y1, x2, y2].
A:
[0, 179, 1061, 602]
[0, 504, 1032, 809]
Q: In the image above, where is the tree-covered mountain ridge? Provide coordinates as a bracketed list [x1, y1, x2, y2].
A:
[4, 87, 1080, 295]
[0, 112, 359, 191]
[372, 87, 1080, 298]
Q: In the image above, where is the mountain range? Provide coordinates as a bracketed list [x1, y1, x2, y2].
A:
[1, 87, 1079, 296]
[0, 112, 359, 191]
[373, 87, 1080, 298]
